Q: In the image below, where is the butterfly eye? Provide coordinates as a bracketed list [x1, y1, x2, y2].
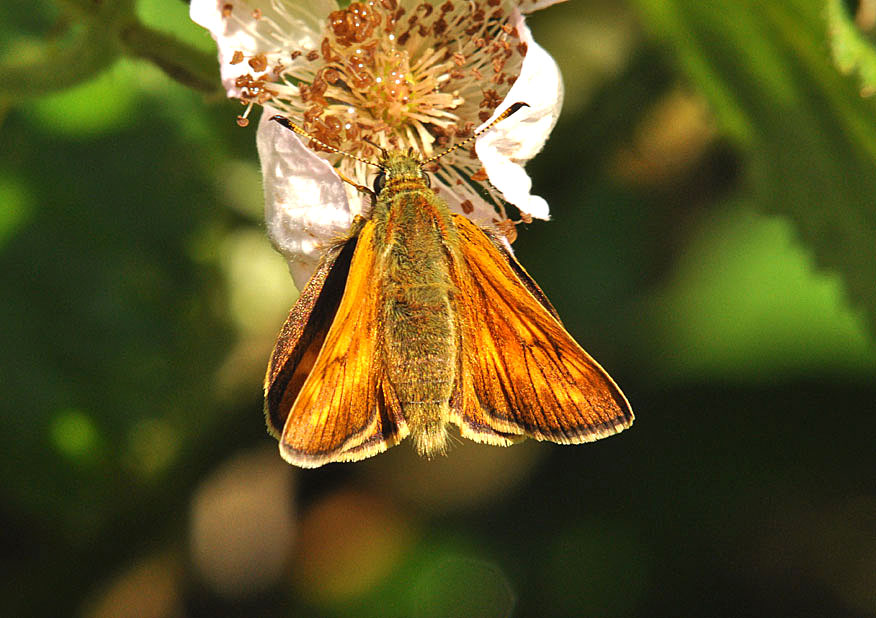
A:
[373, 171, 387, 194]
[420, 171, 431, 188]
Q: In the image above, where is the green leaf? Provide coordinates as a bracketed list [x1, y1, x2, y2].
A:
[828, 0, 876, 96]
[630, 0, 876, 336]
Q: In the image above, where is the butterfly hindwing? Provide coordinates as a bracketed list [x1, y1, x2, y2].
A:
[449, 214, 633, 444]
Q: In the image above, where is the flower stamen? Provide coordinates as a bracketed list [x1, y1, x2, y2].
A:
[222, 0, 522, 206]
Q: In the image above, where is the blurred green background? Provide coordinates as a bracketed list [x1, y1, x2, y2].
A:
[2, 0, 875, 616]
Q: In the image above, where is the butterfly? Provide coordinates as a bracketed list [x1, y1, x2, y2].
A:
[264, 103, 633, 467]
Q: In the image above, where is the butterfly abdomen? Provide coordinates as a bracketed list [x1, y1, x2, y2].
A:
[376, 186, 459, 457]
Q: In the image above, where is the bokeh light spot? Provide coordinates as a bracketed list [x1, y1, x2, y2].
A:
[0, 174, 32, 249]
[124, 417, 180, 479]
[412, 555, 516, 618]
[221, 228, 299, 335]
[189, 447, 296, 599]
[82, 552, 183, 618]
[359, 435, 542, 513]
[50, 408, 100, 461]
[292, 488, 415, 605]
[216, 160, 264, 220]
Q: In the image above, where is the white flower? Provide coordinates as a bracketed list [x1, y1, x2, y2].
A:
[191, 0, 565, 288]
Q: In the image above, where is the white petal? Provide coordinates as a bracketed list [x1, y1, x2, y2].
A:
[190, 0, 333, 98]
[189, 0, 228, 36]
[475, 11, 563, 220]
[258, 106, 353, 289]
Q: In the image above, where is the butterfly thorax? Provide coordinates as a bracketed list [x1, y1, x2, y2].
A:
[371, 153, 460, 457]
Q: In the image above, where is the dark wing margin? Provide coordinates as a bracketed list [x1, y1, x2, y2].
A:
[448, 214, 633, 445]
[264, 236, 358, 437]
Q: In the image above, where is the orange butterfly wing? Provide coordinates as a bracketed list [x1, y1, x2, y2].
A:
[449, 214, 633, 445]
[275, 221, 407, 467]
[264, 237, 357, 437]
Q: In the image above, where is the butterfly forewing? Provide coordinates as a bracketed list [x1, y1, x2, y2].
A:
[276, 221, 408, 468]
[449, 214, 633, 443]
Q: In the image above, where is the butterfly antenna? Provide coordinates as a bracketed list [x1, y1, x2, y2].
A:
[271, 116, 384, 169]
[362, 136, 388, 158]
[422, 102, 530, 165]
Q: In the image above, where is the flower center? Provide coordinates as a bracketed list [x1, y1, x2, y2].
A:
[231, 0, 525, 158]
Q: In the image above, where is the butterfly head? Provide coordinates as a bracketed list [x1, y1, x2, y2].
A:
[372, 150, 431, 195]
